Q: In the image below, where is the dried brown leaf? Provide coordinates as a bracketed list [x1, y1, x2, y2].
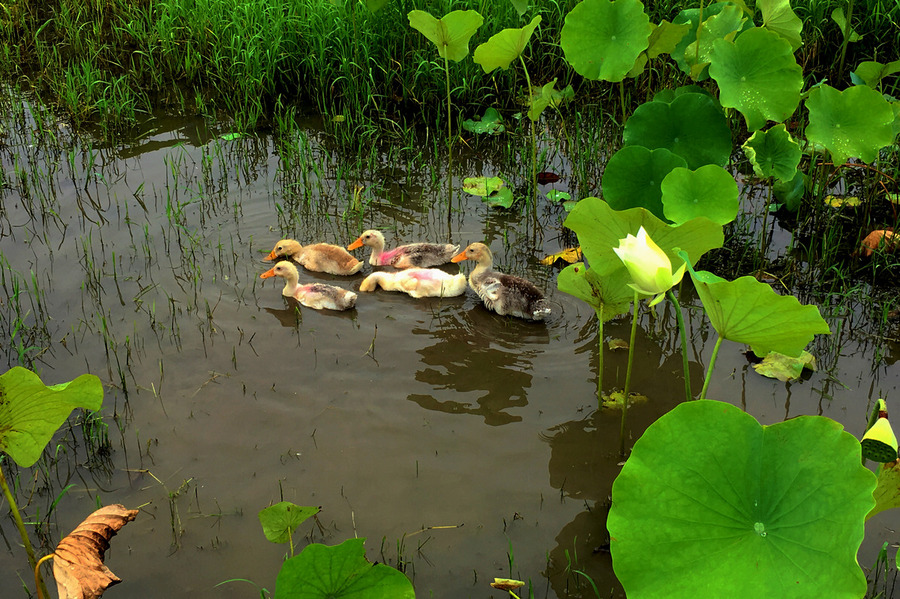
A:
[861, 229, 898, 257]
[53, 504, 138, 599]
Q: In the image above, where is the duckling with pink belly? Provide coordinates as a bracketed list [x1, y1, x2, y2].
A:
[359, 268, 467, 298]
[348, 230, 459, 269]
[260, 261, 357, 311]
[265, 239, 363, 276]
[451, 243, 550, 321]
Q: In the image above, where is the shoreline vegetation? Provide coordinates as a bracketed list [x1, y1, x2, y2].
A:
[0, 0, 897, 139]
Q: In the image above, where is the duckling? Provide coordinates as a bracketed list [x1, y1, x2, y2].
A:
[451, 243, 550, 321]
[266, 239, 363, 276]
[359, 268, 467, 298]
[260, 261, 357, 311]
[347, 229, 459, 269]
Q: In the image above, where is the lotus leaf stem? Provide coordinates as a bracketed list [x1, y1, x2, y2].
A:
[667, 289, 692, 401]
[621, 290, 639, 456]
[0, 467, 50, 599]
[699, 335, 724, 399]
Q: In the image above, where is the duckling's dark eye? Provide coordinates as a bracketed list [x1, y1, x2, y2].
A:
[277, 245, 284, 251]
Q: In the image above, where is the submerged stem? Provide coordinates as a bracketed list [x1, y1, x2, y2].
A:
[597, 304, 605, 410]
[444, 54, 453, 210]
[699, 335, 724, 399]
[621, 292, 639, 456]
[667, 289, 692, 401]
[0, 467, 50, 599]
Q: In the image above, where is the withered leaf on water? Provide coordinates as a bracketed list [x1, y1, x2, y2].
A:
[53, 504, 139, 599]
[536, 171, 561, 184]
[540, 247, 582, 265]
[491, 578, 526, 591]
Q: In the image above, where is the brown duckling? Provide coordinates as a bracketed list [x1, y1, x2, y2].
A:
[451, 243, 550, 321]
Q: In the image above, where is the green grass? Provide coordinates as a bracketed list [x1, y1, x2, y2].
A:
[2, 0, 896, 139]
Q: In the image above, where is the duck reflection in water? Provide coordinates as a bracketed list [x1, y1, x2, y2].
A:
[407, 306, 549, 426]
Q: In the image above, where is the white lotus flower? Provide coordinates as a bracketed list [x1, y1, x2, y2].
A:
[613, 226, 686, 307]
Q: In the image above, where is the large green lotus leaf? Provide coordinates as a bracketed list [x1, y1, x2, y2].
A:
[661, 165, 739, 225]
[758, 0, 802, 51]
[473, 15, 541, 73]
[805, 84, 895, 166]
[407, 10, 484, 63]
[608, 400, 876, 599]
[259, 502, 321, 545]
[623, 93, 731, 169]
[557, 263, 633, 322]
[275, 538, 414, 599]
[851, 60, 900, 88]
[671, 3, 728, 76]
[709, 27, 802, 131]
[684, 261, 831, 357]
[564, 197, 724, 279]
[683, 4, 746, 80]
[893, 102, 900, 139]
[742, 123, 801, 181]
[560, 0, 651, 83]
[0, 367, 103, 467]
[869, 460, 900, 521]
[602, 146, 687, 220]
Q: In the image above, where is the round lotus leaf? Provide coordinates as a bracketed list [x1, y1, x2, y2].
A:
[683, 4, 746, 81]
[742, 123, 801, 181]
[602, 146, 686, 221]
[661, 165, 739, 225]
[709, 27, 802, 131]
[608, 400, 876, 599]
[623, 93, 731, 169]
[561, 0, 651, 83]
[407, 10, 484, 63]
[275, 538, 415, 599]
[805, 84, 895, 166]
[473, 15, 541, 73]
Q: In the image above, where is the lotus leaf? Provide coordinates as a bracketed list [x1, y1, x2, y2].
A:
[661, 164, 739, 226]
[275, 538, 414, 598]
[560, 0, 651, 82]
[752, 349, 816, 381]
[462, 107, 505, 135]
[564, 197, 724, 278]
[483, 187, 515, 208]
[869, 460, 900, 521]
[627, 20, 691, 77]
[259, 502, 321, 545]
[683, 4, 746, 80]
[805, 84, 895, 166]
[473, 15, 541, 73]
[407, 10, 484, 63]
[742, 123, 801, 181]
[773, 170, 806, 211]
[608, 400, 876, 599]
[671, 3, 729, 76]
[758, 0, 802, 50]
[852, 60, 900, 88]
[684, 260, 831, 357]
[602, 146, 687, 220]
[462, 176, 505, 196]
[0, 367, 103, 467]
[557, 262, 633, 322]
[529, 79, 558, 121]
[709, 27, 802, 131]
[832, 7, 862, 43]
[623, 93, 731, 169]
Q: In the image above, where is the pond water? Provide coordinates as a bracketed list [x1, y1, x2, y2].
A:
[1, 91, 898, 598]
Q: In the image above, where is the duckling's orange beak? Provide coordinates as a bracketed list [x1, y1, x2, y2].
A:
[264, 249, 279, 261]
[260, 267, 277, 279]
[347, 237, 364, 251]
[450, 250, 468, 263]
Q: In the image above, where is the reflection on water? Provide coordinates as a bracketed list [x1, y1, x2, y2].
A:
[408, 306, 549, 425]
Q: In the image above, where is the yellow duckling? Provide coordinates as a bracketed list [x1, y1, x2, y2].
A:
[266, 239, 363, 276]
[359, 268, 467, 298]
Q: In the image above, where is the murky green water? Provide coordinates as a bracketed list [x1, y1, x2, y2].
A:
[1, 90, 897, 598]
